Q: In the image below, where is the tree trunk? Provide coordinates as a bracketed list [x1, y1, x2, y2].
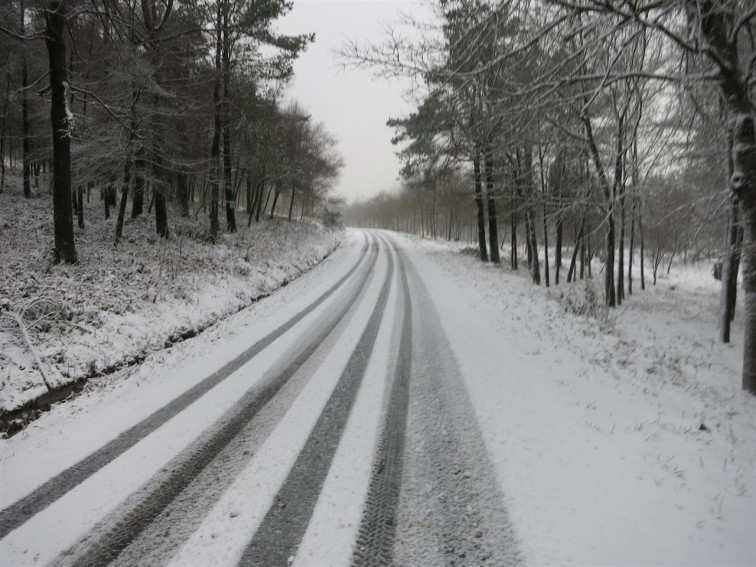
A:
[527, 205, 541, 284]
[695, 0, 756, 392]
[525, 209, 533, 269]
[583, 111, 617, 306]
[45, 1, 77, 264]
[721, 203, 744, 344]
[555, 214, 563, 284]
[104, 187, 111, 220]
[131, 153, 144, 218]
[247, 175, 257, 227]
[511, 209, 518, 270]
[177, 172, 190, 217]
[639, 210, 646, 290]
[254, 176, 265, 223]
[617, 176, 626, 305]
[155, 183, 169, 237]
[580, 224, 587, 279]
[262, 183, 272, 219]
[542, 199, 549, 287]
[628, 198, 635, 295]
[269, 186, 280, 219]
[77, 185, 84, 229]
[0, 71, 8, 191]
[568, 219, 584, 283]
[104, 176, 116, 221]
[209, 1, 222, 241]
[151, 134, 169, 238]
[567, 233, 579, 283]
[520, 146, 540, 283]
[473, 151, 488, 261]
[485, 144, 500, 263]
[222, 17, 235, 233]
[115, 160, 131, 242]
[288, 183, 295, 221]
[21, 0, 32, 198]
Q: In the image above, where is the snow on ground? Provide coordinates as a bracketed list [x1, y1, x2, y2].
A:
[400, 233, 755, 567]
[0, 229, 364, 507]
[0, 179, 343, 418]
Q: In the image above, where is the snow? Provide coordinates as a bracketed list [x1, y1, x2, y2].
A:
[0, 231, 363, 565]
[293, 240, 400, 567]
[0, 181, 343, 417]
[1, 216, 754, 566]
[400, 233, 756, 567]
[167, 240, 393, 567]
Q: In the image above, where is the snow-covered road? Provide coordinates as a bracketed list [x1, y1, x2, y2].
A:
[0, 231, 520, 566]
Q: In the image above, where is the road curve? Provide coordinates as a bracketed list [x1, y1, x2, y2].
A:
[0, 230, 521, 567]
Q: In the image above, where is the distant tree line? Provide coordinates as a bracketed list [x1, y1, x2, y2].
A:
[343, 0, 756, 394]
[0, 0, 342, 258]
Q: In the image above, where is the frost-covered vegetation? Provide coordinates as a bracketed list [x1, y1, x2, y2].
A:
[0, 178, 343, 425]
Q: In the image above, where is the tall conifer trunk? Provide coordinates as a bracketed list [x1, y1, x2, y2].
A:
[45, 0, 77, 263]
[222, 9, 236, 233]
[473, 151, 488, 261]
[209, 1, 222, 241]
[21, 0, 31, 198]
[485, 143, 500, 263]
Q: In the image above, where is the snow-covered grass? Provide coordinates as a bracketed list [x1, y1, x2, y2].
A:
[0, 177, 343, 419]
[401, 232, 755, 566]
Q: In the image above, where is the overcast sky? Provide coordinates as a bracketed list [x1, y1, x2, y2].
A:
[277, 1, 432, 204]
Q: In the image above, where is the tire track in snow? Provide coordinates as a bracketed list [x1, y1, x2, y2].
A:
[238, 239, 396, 567]
[393, 239, 521, 567]
[351, 234, 413, 567]
[51, 235, 382, 566]
[0, 235, 368, 538]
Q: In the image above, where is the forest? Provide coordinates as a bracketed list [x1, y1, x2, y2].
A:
[0, 0, 342, 251]
[341, 0, 756, 394]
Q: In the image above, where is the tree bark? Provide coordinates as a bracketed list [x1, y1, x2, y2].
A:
[255, 175, 266, 223]
[617, 175, 625, 305]
[269, 186, 280, 219]
[639, 209, 645, 290]
[0, 71, 8, 191]
[555, 213, 563, 284]
[131, 153, 145, 218]
[542, 198, 549, 287]
[288, 182, 295, 221]
[177, 172, 190, 217]
[45, 0, 77, 264]
[694, 0, 756, 391]
[720, 132, 741, 343]
[77, 185, 84, 229]
[583, 112, 616, 306]
[525, 147, 540, 284]
[473, 151, 488, 261]
[628, 199, 635, 295]
[209, 1, 222, 241]
[21, 0, 32, 199]
[510, 209, 518, 270]
[222, 12, 235, 233]
[485, 144, 500, 263]
[262, 183, 272, 219]
[154, 183, 168, 237]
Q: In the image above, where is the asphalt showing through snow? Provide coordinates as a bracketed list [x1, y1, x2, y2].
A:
[0, 231, 521, 566]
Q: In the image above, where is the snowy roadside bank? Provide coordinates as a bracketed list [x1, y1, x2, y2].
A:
[399, 232, 755, 567]
[0, 188, 344, 429]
